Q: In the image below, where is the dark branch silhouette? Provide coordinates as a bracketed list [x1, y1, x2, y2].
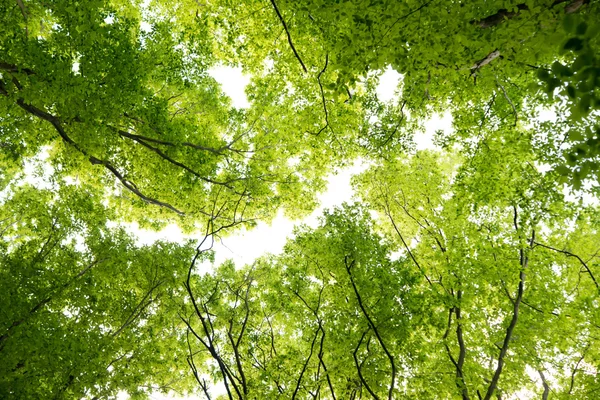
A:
[483, 207, 534, 400]
[269, 0, 307, 73]
[345, 257, 396, 400]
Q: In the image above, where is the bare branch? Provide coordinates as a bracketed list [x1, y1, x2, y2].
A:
[538, 370, 549, 400]
[471, 50, 501, 73]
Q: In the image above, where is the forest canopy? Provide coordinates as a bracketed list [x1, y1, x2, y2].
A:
[1, 0, 600, 399]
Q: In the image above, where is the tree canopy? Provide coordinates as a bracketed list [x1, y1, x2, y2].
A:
[1, 0, 600, 398]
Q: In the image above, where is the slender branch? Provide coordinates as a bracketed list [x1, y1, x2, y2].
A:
[534, 241, 599, 292]
[0, 78, 186, 215]
[88, 156, 186, 215]
[292, 325, 320, 400]
[381, 100, 407, 147]
[384, 207, 434, 287]
[496, 79, 517, 127]
[112, 279, 165, 338]
[353, 329, 380, 400]
[455, 291, 470, 400]
[0, 259, 103, 349]
[313, 54, 332, 136]
[569, 348, 587, 394]
[483, 213, 535, 400]
[269, 0, 307, 73]
[225, 278, 252, 396]
[345, 257, 396, 400]
[377, 0, 433, 47]
[114, 128, 242, 191]
[317, 325, 336, 400]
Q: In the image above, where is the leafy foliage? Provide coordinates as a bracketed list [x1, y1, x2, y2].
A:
[2, 0, 600, 399]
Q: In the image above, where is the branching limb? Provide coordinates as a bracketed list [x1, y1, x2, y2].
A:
[114, 127, 244, 192]
[313, 54, 332, 137]
[353, 329, 380, 400]
[534, 241, 599, 292]
[112, 279, 165, 338]
[344, 257, 396, 400]
[538, 370, 549, 400]
[269, 0, 307, 73]
[1, 77, 187, 215]
[292, 324, 321, 400]
[383, 205, 434, 287]
[483, 209, 535, 400]
[569, 347, 588, 394]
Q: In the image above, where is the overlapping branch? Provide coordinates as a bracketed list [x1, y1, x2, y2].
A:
[483, 207, 535, 400]
[345, 256, 396, 400]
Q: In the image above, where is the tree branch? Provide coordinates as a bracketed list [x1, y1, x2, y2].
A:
[538, 370, 549, 400]
[483, 215, 535, 400]
[344, 257, 396, 400]
[292, 324, 320, 400]
[534, 241, 599, 292]
[496, 78, 517, 127]
[269, 0, 307, 73]
[455, 291, 470, 400]
[0, 77, 187, 216]
[353, 329, 380, 400]
[313, 54, 332, 137]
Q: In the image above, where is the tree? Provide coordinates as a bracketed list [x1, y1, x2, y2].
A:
[2, 0, 600, 399]
[203, 0, 599, 183]
[183, 142, 600, 398]
[0, 179, 204, 398]
[0, 0, 367, 231]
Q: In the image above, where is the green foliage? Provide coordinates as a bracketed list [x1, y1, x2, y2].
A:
[536, 12, 600, 189]
[0, 182, 199, 398]
[184, 145, 600, 399]
[2, 0, 600, 398]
